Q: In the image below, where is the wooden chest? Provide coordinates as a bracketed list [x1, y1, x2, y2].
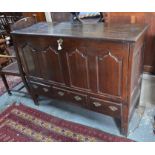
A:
[12, 22, 148, 136]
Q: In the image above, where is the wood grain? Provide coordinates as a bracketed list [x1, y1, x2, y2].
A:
[12, 22, 147, 136]
[105, 12, 155, 74]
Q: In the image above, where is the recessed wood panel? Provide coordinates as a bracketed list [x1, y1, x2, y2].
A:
[21, 44, 64, 84]
[22, 44, 37, 76]
[66, 48, 89, 89]
[97, 51, 122, 96]
[131, 46, 143, 96]
[39, 46, 64, 83]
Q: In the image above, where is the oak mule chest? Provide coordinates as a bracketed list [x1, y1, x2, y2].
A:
[12, 22, 148, 136]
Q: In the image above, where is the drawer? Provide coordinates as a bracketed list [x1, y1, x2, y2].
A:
[52, 86, 87, 107]
[68, 91, 87, 107]
[52, 86, 68, 100]
[29, 81, 52, 97]
[88, 97, 121, 118]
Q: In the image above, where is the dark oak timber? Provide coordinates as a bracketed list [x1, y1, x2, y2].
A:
[11, 22, 148, 136]
[105, 12, 155, 74]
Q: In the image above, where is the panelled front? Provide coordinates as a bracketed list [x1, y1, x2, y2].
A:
[63, 38, 129, 102]
[12, 22, 147, 136]
[16, 36, 65, 85]
[15, 36, 129, 103]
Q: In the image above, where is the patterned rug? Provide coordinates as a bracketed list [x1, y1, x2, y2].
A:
[0, 104, 133, 142]
[0, 76, 22, 96]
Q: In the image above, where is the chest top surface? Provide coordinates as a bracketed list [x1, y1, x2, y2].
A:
[11, 22, 148, 42]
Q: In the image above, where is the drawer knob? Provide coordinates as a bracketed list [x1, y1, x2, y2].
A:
[57, 38, 63, 51]
[109, 106, 118, 111]
[74, 96, 82, 101]
[32, 84, 38, 89]
[93, 102, 102, 107]
[58, 91, 64, 96]
[43, 88, 49, 92]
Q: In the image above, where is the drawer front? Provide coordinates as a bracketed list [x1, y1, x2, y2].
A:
[52, 86, 68, 100]
[68, 91, 87, 107]
[88, 97, 121, 118]
[52, 86, 87, 107]
[29, 81, 52, 97]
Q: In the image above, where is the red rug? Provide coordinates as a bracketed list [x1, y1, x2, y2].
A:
[0, 104, 133, 142]
[0, 76, 21, 96]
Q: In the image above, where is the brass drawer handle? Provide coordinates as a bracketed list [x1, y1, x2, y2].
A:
[58, 91, 64, 96]
[109, 106, 118, 111]
[74, 96, 82, 101]
[57, 38, 63, 51]
[43, 87, 49, 92]
[93, 102, 102, 107]
[32, 84, 38, 89]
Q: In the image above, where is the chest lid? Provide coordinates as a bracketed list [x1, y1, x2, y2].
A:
[11, 22, 148, 42]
